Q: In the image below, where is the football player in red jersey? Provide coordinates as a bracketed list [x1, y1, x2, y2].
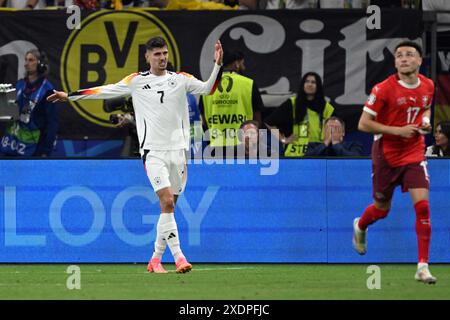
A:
[353, 41, 437, 284]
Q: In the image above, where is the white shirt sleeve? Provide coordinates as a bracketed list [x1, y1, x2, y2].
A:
[68, 73, 137, 101]
[184, 63, 222, 95]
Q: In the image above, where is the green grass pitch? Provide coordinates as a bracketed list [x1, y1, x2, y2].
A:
[0, 264, 449, 300]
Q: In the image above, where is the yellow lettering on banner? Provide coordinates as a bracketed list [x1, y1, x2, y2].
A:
[60, 11, 180, 126]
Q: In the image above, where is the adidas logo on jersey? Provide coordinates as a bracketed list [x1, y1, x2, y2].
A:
[142, 84, 151, 90]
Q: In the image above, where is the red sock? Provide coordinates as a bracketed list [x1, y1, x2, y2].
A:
[414, 200, 431, 263]
[358, 204, 389, 230]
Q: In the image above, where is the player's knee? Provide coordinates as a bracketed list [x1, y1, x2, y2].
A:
[414, 200, 430, 219]
[160, 194, 175, 212]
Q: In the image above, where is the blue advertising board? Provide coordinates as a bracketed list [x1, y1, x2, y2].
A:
[0, 159, 449, 263]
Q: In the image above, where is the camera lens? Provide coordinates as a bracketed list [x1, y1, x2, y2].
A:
[110, 114, 119, 124]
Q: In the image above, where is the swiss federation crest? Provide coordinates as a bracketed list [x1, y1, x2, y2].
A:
[367, 93, 376, 105]
[397, 97, 406, 105]
[422, 96, 429, 107]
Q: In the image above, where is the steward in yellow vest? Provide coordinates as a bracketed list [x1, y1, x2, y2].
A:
[264, 72, 334, 157]
[200, 50, 263, 148]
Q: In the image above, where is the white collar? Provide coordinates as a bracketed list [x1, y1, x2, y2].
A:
[398, 78, 420, 89]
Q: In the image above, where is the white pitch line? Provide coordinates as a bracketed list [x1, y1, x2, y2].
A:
[194, 267, 256, 271]
[166, 266, 257, 273]
[0, 266, 258, 275]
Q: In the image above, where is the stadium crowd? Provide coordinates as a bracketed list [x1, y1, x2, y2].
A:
[0, 0, 426, 10]
[1, 0, 449, 159]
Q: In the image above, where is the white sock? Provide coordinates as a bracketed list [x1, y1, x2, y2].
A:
[151, 214, 170, 260]
[159, 213, 184, 262]
[418, 262, 428, 270]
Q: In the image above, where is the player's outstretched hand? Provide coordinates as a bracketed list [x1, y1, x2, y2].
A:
[397, 124, 419, 138]
[116, 114, 134, 128]
[47, 90, 69, 103]
[418, 125, 432, 135]
[215, 40, 223, 66]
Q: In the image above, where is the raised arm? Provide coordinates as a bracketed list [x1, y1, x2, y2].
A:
[47, 73, 137, 103]
[185, 40, 223, 95]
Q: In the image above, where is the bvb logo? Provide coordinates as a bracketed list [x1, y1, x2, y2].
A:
[60, 11, 180, 127]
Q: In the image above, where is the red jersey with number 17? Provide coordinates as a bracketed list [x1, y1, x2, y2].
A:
[364, 74, 434, 167]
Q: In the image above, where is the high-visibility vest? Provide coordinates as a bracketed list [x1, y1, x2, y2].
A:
[284, 97, 334, 157]
[202, 72, 254, 147]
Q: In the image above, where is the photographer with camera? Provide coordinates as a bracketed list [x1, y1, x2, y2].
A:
[103, 96, 139, 157]
[104, 92, 203, 158]
[0, 49, 58, 157]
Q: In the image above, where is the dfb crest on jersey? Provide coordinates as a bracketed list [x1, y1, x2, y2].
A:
[168, 78, 177, 88]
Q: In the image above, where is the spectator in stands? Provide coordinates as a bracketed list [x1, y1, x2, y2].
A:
[163, 0, 238, 9]
[0, 0, 46, 9]
[235, 120, 280, 159]
[199, 49, 264, 157]
[425, 120, 450, 157]
[287, 0, 314, 8]
[320, 0, 344, 7]
[319, 0, 370, 8]
[305, 116, 363, 156]
[73, 0, 100, 9]
[0, 49, 58, 157]
[257, 0, 328, 9]
[265, 72, 334, 157]
[236, 120, 260, 158]
[102, 0, 146, 9]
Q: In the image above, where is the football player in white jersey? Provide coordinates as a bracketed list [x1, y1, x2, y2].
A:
[48, 36, 223, 274]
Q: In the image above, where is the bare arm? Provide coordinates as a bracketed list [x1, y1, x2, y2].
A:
[47, 90, 68, 103]
[358, 110, 419, 138]
[47, 74, 136, 103]
[186, 40, 223, 95]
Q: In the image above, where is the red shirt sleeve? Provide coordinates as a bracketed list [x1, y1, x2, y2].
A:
[364, 84, 386, 117]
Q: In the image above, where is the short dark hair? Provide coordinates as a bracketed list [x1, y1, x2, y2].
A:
[146, 36, 167, 51]
[238, 120, 260, 142]
[240, 120, 260, 130]
[325, 116, 345, 130]
[395, 41, 423, 57]
[223, 50, 244, 66]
